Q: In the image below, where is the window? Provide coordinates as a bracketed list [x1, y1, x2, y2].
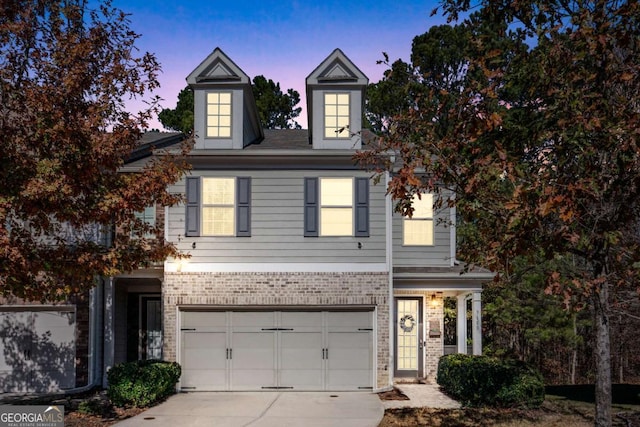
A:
[206, 92, 232, 138]
[304, 177, 369, 237]
[320, 178, 353, 236]
[185, 176, 251, 237]
[202, 178, 235, 236]
[324, 93, 350, 139]
[403, 193, 434, 245]
[134, 205, 156, 238]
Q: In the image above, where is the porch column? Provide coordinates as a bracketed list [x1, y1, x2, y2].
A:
[472, 291, 482, 355]
[456, 293, 467, 354]
[102, 277, 115, 387]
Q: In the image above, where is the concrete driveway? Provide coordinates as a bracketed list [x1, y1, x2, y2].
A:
[113, 391, 384, 427]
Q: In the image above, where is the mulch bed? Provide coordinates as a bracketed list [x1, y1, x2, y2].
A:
[378, 387, 410, 401]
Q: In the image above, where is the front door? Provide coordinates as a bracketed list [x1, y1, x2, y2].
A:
[394, 298, 423, 378]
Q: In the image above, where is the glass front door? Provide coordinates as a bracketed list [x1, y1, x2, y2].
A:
[394, 298, 423, 378]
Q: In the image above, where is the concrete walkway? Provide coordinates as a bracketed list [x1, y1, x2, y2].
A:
[383, 384, 461, 410]
[113, 391, 384, 427]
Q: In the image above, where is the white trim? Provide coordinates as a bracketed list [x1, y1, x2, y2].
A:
[164, 206, 169, 242]
[164, 261, 388, 273]
[450, 199, 456, 267]
[385, 171, 394, 386]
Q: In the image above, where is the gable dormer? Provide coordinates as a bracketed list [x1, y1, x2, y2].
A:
[306, 49, 368, 149]
[187, 48, 262, 150]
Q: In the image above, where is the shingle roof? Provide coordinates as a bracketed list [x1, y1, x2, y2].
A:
[245, 129, 310, 150]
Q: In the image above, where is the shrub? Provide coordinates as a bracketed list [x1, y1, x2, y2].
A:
[107, 360, 181, 408]
[437, 354, 544, 408]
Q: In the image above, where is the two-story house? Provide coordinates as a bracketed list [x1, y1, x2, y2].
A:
[1, 48, 491, 395]
[124, 47, 490, 391]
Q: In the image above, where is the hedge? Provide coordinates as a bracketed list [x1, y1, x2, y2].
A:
[437, 354, 544, 408]
[107, 360, 181, 408]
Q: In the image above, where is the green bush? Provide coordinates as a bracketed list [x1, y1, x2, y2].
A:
[437, 354, 544, 408]
[107, 360, 181, 408]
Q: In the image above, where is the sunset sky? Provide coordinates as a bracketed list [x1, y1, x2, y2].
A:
[110, 0, 450, 129]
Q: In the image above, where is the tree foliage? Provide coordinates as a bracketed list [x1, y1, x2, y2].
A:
[0, 0, 190, 301]
[159, 75, 302, 132]
[251, 75, 301, 129]
[357, 2, 640, 425]
[157, 86, 194, 134]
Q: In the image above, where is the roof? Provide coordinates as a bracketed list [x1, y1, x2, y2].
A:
[244, 128, 378, 151]
[245, 129, 310, 150]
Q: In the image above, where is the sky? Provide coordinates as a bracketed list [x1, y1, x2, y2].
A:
[110, 0, 451, 130]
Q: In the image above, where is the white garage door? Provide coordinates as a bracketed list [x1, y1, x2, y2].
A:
[180, 310, 373, 391]
[0, 308, 76, 393]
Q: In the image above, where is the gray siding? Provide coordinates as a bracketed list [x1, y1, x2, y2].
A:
[167, 170, 386, 264]
[392, 206, 453, 267]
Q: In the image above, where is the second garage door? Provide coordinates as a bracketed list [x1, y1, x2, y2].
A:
[180, 310, 373, 391]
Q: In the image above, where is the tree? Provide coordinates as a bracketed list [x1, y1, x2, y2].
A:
[158, 75, 302, 132]
[251, 75, 301, 129]
[0, 0, 190, 301]
[356, 2, 640, 425]
[157, 86, 194, 134]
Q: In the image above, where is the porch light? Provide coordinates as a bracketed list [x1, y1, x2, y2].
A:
[431, 293, 437, 306]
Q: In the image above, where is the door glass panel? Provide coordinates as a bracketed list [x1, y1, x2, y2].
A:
[146, 300, 162, 360]
[397, 300, 419, 370]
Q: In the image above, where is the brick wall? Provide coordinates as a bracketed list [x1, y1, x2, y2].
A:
[162, 271, 390, 389]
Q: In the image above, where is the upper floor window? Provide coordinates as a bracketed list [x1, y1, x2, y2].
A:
[185, 176, 251, 237]
[324, 93, 350, 139]
[206, 92, 232, 138]
[304, 177, 369, 237]
[320, 178, 353, 236]
[403, 194, 434, 246]
[134, 205, 156, 238]
[202, 178, 235, 236]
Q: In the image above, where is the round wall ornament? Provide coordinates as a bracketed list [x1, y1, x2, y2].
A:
[399, 314, 415, 332]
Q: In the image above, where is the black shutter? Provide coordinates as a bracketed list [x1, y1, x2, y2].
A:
[304, 177, 319, 237]
[236, 177, 251, 237]
[354, 177, 369, 237]
[185, 177, 200, 237]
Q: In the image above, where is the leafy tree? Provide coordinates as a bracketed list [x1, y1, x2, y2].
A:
[251, 75, 301, 129]
[159, 76, 301, 132]
[357, 2, 640, 425]
[0, 0, 190, 301]
[157, 86, 194, 134]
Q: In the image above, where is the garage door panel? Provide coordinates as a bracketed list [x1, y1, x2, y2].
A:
[280, 332, 322, 369]
[281, 311, 322, 329]
[182, 312, 226, 331]
[327, 331, 372, 390]
[182, 332, 226, 369]
[231, 311, 275, 329]
[327, 311, 372, 331]
[231, 331, 275, 389]
[279, 331, 323, 390]
[181, 369, 227, 390]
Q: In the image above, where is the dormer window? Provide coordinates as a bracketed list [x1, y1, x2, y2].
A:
[324, 93, 350, 139]
[206, 92, 232, 138]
